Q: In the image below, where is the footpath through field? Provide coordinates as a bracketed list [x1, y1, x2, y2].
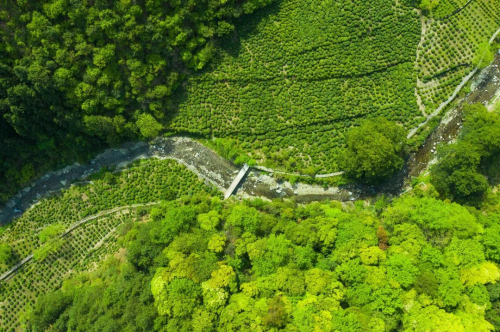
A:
[0, 202, 160, 282]
[408, 27, 500, 139]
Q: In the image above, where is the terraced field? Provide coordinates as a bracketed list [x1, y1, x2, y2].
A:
[165, 0, 500, 174]
[0, 159, 218, 331]
[168, 0, 422, 174]
[1, 212, 130, 331]
[416, 0, 500, 111]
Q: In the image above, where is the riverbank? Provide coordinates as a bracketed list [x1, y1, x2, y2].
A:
[1, 55, 499, 225]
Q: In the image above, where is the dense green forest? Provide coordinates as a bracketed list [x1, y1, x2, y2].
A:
[0, 0, 276, 202]
[27, 187, 500, 332]
[430, 104, 500, 205]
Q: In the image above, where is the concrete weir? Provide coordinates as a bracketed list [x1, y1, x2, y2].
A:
[224, 164, 250, 200]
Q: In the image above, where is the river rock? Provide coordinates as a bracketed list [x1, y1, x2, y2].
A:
[60, 180, 67, 186]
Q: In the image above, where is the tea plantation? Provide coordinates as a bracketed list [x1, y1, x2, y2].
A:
[0, 159, 217, 276]
[416, 0, 500, 111]
[166, 0, 500, 173]
[168, 0, 422, 173]
[0, 0, 500, 330]
[0, 212, 129, 331]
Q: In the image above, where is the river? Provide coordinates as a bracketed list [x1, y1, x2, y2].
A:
[1, 55, 499, 225]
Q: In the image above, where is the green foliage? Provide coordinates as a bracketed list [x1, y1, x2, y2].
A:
[0, 159, 217, 271]
[0, 159, 219, 331]
[420, 0, 440, 12]
[170, 0, 421, 173]
[38, 223, 65, 244]
[431, 104, 500, 205]
[159, 204, 198, 244]
[198, 211, 220, 231]
[206, 138, 255, 166]
[473, 42, 495, 69]
[225, 205, 260, 235]
[30, 290, 71, 332]
[383, 195, 481, 244]
[483, 224, 500, 262]
[136, 113, 163, 139]
[0, 243, 12, 265]
[386, 254, 419, 288]
[33, 238, 64, 262]
[153, 277, 203, 318]
[0, 0, 277, 202]
[341, 118, 407, 183]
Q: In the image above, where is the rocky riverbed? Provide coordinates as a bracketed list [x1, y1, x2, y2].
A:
[1, 55, 499, 225]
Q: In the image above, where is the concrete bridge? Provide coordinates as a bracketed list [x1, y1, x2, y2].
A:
[224, 164, 250, 200]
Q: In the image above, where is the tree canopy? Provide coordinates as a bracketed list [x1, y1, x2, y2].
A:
[431, 103, 500, 205]
[26, 190, 500, 331]
[341, 118, 407, 183]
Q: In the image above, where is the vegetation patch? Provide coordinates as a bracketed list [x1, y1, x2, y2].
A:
[17, 189, 500, 331]
[169, 0, 422, 174]
[0, 159, 218, 277]
[415, 0, 500, 111]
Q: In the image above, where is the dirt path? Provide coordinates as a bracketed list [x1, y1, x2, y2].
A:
[440, 0, 475, 20]
[0, 202, 160, 282]
[408, 27, 500, 139]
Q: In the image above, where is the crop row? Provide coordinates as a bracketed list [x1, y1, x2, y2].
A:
[417, 0, 500, 110]
[0, 159, 217, 275]
[0, 212, 129, 332]
[168, 0, 422, 174]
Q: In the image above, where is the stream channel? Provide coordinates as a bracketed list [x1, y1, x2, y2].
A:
[1, 55, 499, 225]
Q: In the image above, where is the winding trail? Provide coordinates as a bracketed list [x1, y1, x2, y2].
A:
[0, 202, 160, 282]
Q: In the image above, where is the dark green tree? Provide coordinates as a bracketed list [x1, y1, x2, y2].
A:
[341, 118, 407, 183]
